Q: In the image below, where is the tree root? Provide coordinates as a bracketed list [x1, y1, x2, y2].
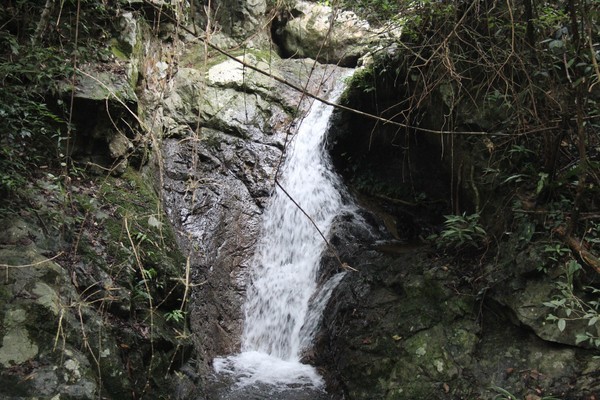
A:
[555, 226, 600, 274]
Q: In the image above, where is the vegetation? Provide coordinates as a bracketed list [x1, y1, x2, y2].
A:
[0, 0, 113, 199]
[492, 385, 561, 400]
[336, 0, 600, 385]
[0, 1, 192, 397]
[431, 212, 488, 251]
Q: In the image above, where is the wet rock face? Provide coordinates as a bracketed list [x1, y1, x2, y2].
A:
[158, 53, 341, 377]
[316, 214, 482, 399]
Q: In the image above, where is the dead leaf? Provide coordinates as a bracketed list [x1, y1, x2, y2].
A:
[529, 369, 542, 380]
[443, 383, 450, 393]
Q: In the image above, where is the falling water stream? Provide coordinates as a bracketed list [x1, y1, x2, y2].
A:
[212, 67, 353, 398]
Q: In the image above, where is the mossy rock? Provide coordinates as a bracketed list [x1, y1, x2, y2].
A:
[379, 321, 478, 399]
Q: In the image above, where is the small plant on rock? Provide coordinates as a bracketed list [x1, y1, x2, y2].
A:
[544, 260, 600, 348]
[165, 309, 186, 324]
[430, 212, 488, 251]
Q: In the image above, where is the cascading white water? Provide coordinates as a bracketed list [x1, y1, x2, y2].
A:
[213, 67, 352, 389]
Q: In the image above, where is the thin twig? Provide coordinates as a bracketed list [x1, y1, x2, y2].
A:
[0, 251, 64, 269]
[275, 180, 357, 272]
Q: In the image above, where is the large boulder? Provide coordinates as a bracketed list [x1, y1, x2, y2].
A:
[274, 1, 401, 67]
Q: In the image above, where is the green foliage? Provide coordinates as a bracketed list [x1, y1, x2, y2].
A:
[491, 386, 519, 400]
[543, 243, 570, 263]
[0, 89, 66, 197]
[510, 207, 536, 247]
[165, 309, 186, 324]
[430, 213, 487, 250]
[544, 260, 600, 348]
[0, 0, 121, 200]
[0, 0, 164, 276]
[0, 23, 74, 198]
[339, 0, 403, 24]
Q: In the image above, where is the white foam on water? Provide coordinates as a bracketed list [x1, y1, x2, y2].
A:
[213, 351, 324, 388]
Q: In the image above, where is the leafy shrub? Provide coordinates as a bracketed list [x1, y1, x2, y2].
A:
[544, 260, 600, 349]
[0, 5, 82, 200]
[430, 213, 488, 250]
[0, 87, 66, 198]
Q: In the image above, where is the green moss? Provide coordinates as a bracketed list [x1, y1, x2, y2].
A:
[343, 65, 376, 101]
[246, 48, 282, 65]
[94, 168, 185, 314]
[181, 44, 281, 71]
[109, 39, 129, 61]
[180, 42, 224, 69]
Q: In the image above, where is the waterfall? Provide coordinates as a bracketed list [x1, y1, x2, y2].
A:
[213, 67, 352, 390]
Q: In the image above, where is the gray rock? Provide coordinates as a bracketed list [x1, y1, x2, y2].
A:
[275, 1, 402, 66]
[108, 131, 133, 159]
[211, 0, 267, 39]
[0, 217, 33, 245]
[118, 11, 138, 56]
[70, 64, 137, 103]
[0, 308, 39, 367]
[0, 247, 101, 399]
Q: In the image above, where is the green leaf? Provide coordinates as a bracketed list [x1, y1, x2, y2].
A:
[558, 318, 566, 332]
[548, 39, 565, 50]
[565, 308, 572, 317]
[536, 172, 548, 194]
[575, 334, 589, 345]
